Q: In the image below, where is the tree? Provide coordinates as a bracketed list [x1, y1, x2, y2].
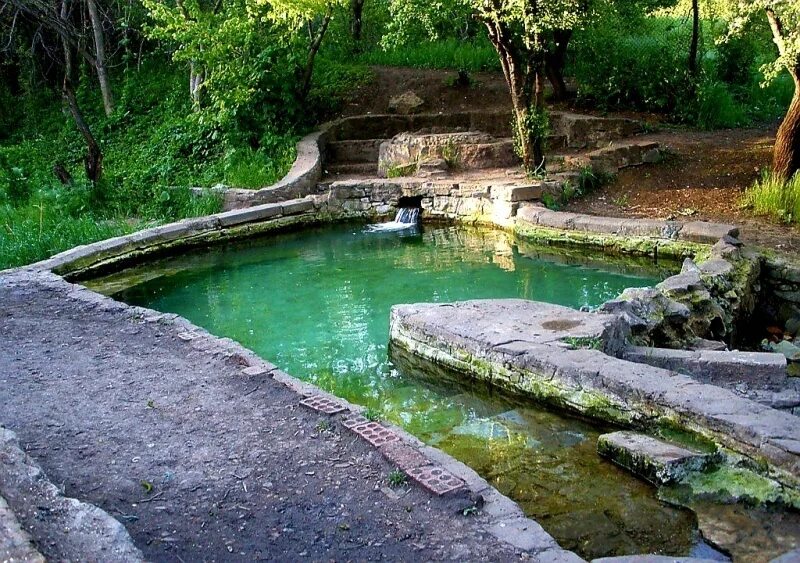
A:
[5, 0, 105, 182]
[729, 2, 799, 181]
[477, 0, 583, 173]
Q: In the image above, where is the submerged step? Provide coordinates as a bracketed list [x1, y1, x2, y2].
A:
[597, 431, 714, 485]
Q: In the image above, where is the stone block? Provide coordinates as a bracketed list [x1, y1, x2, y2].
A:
[679, 221, 740, 244]
[379, 441, 430, 472]
[516, 204, 547, 224]
[217, 203, 282, 227]
[486, 518, 558, 552]
[597, 431, 713, 484]
[281, 199, 314, 216]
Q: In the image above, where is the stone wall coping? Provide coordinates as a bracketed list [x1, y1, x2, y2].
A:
[13, 197, 317, 277]
[517, 205, 739, 244]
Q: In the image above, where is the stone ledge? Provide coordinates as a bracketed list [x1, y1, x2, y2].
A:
[388, 299, 800, 496]
[0, 426, 143, 562]
[516, 205, 738, 245]
[623, 346, 788, 389]
[597, 431, 714, 485]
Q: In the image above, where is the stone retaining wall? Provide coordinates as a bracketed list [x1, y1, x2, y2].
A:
[762, 255, 800, 323]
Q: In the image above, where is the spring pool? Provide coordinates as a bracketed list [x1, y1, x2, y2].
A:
[88, 223, 708, 559]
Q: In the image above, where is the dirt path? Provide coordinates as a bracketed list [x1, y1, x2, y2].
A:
[0, 271, 525, 562]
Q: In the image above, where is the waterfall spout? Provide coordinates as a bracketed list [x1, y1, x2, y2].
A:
[366, 207, 421, 232]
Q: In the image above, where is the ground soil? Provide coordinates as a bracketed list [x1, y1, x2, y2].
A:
[565, 128, 800, 255]
[0, 273, 522, 562]
[343, 67, 800, 255]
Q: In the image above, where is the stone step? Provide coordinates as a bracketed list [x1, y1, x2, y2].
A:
[550, 112, 644, 149]
[623, 346, 788, 391]
[547, 141, 661, 174]
[597, 431, 715, 485]
[326, 139, 385, 164]
[324, 162, 377, 176]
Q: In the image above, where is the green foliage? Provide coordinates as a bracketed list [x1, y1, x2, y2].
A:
[571, 12, 794, 128]
[363, 407, 382, 421]
[357, 38, 499, 71]
[742, 171, 800, 225]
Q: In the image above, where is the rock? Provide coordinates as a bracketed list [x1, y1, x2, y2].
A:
[642, 148, 663, 164]
[772, 550, 800, 563]
[388, 91, 425, 115]
[769, 340, 800, 362]
[786, 317, 800, 337]
[681, 258, 701, 274]
[597, 431, 714, 485]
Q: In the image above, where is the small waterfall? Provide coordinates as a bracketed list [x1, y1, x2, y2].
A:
[394, 207, 419, 225]
[366, 207, 421, 232]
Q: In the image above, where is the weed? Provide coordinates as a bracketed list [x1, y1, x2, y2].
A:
[562, 336, 603, 350]
[385, 163, 417, 178]
[742, 171, 800, 225]
[612, 193, 630, 208]
[140, 480, 154, 493]
[387, 468, 407, 487]
[462, 506, 479, 516]
[440, 141, 460, 169]
[363, 407, 382, 422]
[315, 419, 333, 433]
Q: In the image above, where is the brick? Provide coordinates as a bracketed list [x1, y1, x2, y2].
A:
[406, 465, 465, 496]
[299, 395, 347, 415]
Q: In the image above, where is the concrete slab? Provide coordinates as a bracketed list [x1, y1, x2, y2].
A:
[597, 431, 713, 484]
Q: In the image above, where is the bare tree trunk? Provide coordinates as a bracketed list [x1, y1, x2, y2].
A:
[59, 0, 102, 183]
[300, 8, 332, 102]
[773, 76, 800, 181]
[63, 77, 103, 183]
[351, 0, 364, 42]
[688, 0, 699, 77]
[86, 0, 113, 115]
[189, 62, 204, 109]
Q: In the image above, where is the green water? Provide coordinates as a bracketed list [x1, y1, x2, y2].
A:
[92, 224, 703, 559]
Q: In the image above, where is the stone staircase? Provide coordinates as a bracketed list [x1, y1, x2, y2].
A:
[323, 110, 657, 179]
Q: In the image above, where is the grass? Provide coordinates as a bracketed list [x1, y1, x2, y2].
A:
[387, 468, 407, 487]
[357, 38, 499, 72]
[363, 407, 382, 422]
[742, 171, 800, 225]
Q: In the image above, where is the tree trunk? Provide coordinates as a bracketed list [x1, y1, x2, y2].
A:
[86, 0, 113, 115]
[63, 77, 103, 183]
[190, 62, 204, 109]
[773, 74, 800, 181]
[688, 0, 699, 77]
[544, 29, 571, 102]
[351, 0, 364, 42]
[300, 8, 332, 102]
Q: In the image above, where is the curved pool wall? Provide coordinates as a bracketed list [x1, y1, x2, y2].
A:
[86, 223, 704, 559]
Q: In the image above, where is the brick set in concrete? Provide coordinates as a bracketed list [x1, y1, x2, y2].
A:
[388, 299, 800, 497]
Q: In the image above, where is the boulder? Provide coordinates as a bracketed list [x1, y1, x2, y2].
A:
[388, 91, 425, 115]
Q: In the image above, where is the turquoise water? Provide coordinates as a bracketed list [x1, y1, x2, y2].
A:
[91, 224, 701, 558]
